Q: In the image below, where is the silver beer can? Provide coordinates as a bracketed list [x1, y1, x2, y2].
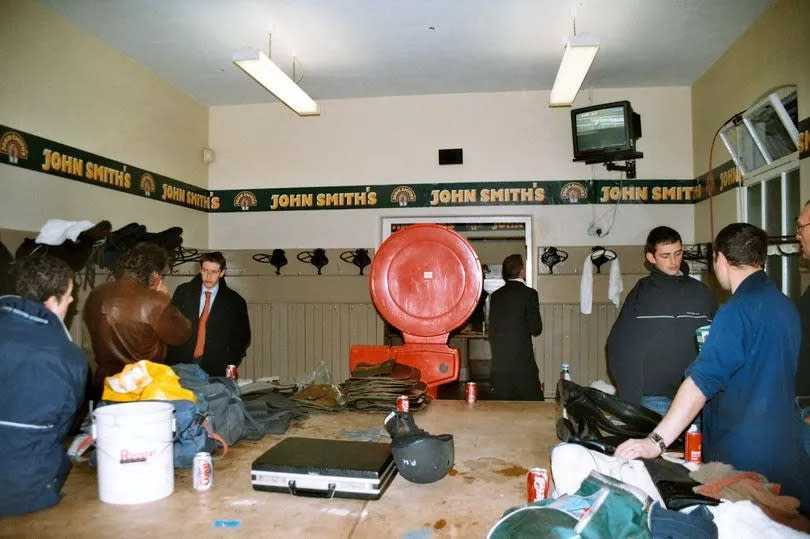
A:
[193, 451, 213, 491]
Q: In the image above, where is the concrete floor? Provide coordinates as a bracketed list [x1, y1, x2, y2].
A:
[0, 400, 562, 538]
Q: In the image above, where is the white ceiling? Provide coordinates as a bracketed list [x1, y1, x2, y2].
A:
[36, 0, 773, 107]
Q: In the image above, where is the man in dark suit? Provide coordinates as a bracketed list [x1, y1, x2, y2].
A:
[488, 254, 543, 400]
[168, 251, 251, 377]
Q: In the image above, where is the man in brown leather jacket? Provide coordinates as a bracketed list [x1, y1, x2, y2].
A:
[83, 242, 191, 398]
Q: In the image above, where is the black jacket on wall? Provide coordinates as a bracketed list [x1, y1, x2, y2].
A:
[488, 280, 542, 400]
[167, 275, 251, 377]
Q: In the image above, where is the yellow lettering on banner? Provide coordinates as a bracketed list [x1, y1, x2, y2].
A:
[719, 168, 741, 188]
[650, 186, 693, 201]
[184, 191, 210, 209]
[681, 187, 695, 200]
[210, 193, 221, 210]
[93, 164, 105, 183]
[312, 190, 377, 208]
[161, 184, 186, 202]
[42, 150, 84, 178]
[662, 186, 678, 200]
[534, 187, 545, 202]
[798, 130, 808, 153]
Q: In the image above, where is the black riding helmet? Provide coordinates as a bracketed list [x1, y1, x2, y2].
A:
[384, 411, 454, 484]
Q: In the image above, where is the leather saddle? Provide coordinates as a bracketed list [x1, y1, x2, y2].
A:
[342, 361, 429, 411]
[555, 379, 684, 455]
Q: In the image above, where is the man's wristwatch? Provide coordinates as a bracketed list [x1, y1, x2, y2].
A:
[648, 432, 667, 455]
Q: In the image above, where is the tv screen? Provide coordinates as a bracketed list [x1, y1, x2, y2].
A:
[571, 101, 640, 162]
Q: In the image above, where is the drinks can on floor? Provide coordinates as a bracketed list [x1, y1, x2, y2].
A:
[527, 467, 550, 503]
[225, 364, 238, 380]
[465, 382, 478, 404]
[396, 395, 409, 412]
[685, 424, 702, 463]
[193, 452, 213, 491]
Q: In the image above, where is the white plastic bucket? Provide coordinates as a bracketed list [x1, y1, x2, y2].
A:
[92, 401, 176, 504]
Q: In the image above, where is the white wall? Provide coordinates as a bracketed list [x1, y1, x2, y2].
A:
[0, 0, 210, 246]
[208, 87, 694, 249]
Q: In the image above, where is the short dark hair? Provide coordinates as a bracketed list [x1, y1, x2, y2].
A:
[13, 255, 73, 302]
[714, 223, 767, 268]
[502, 254, 524, 279]
[114, 242, 169, 285]
[644, 226, 682, 256]
[200, 251, 226, 270]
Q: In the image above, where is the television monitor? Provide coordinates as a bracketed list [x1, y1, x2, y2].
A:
[571, 101, 641, 163]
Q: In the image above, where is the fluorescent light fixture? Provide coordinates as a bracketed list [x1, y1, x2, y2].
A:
[233, 47, 319, 116]
[549, 34, 600, 107]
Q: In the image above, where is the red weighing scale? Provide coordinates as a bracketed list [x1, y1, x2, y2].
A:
[350, 224, 482, 397]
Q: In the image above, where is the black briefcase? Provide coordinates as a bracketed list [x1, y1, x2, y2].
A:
[251, 437, 397, 500]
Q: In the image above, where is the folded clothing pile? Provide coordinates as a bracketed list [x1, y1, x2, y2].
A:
[342, 359, 430, 412]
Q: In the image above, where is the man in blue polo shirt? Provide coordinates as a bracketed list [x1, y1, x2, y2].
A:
[616, 223, 810, 515]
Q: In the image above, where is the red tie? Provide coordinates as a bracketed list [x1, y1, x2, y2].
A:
[194, 291, 212, 359]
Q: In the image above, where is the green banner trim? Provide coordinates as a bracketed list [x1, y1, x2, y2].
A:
[2, 121, 806, 214]
[0, 124, 212, 212]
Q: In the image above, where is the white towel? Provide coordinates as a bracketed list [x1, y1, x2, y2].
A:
[580, 253, 593, 314]
[608, 256, 624, 308]
[581, 253, 624, 314]
[36, 219, 94, 245]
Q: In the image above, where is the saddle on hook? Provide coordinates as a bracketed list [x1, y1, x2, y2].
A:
[590, 246, 617, 274]
[540, 246, 568, 274]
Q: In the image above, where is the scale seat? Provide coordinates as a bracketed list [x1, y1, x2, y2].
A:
[350, 224, 482, 397]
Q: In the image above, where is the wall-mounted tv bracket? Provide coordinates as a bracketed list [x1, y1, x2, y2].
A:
[583, 151, 642, 180]
[604, 160, 637, 179]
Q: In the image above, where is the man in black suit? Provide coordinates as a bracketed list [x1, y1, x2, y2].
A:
[488, 254, 543, 400]
[168, 252, 251, 377]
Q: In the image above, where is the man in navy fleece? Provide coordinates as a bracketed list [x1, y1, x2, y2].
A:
[0, 255, 87, 516]
[616, 223, 810, 515]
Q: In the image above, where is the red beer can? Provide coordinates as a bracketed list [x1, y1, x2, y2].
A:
[396, 395, 409, 412]
[527, 467, 550, 503]
[225, 364, 238, 380]
[465, 382, 478, 404]
[685, 424, 702, 463]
